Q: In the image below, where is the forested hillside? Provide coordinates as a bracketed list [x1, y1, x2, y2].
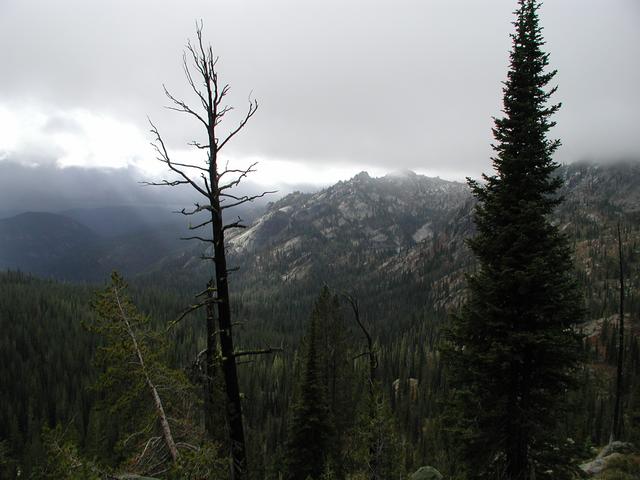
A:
[1, 161, 640, 478]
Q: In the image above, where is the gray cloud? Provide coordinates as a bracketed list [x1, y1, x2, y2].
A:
[0, 158, 284, 218]
[0, 158, 181, 214]
[0, 0, 638, 180]
[42, 115, 84, 135]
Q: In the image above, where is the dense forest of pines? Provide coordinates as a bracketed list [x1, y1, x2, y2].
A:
[2, 1, 640, 479]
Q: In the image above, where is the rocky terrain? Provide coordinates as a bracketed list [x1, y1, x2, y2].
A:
[1, 161, 639, 320]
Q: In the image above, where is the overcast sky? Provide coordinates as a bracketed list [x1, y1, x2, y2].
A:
[0, 0, 639, 203]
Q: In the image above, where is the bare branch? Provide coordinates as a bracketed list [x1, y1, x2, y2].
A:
[181, 51, 209, 112]
[134, 436, 164, 468]
[195, 284, 217, 297]
[193, 22, 218, 121]
[112, 284, 179, 462]
[148, 120, 209, 199]
[185, 44, 209, 112]
[353, 351, 371, 361]
[219, 162, 259, 191]
[217, 98, 259, 151]
[342, 290, 378, 387]
[217, 84, 231, 103]
[201, 173, 212, 196]
[176, 203, 213, 216]
[214, 105, 234, 126]
[180, 235, 215, 243]
[163, 85, 208, 128]
[146, 147, 210, 172]
[218, 165, 258, 179]
[223, 217, 246, 232]
[140, 179, 190, 188]
[221, 190, 277, 209]
[189, 218, 213, 230]
[176, 442, 200, 452]
[233, 347, 283, 358]
[123, 425, 154, 447]
[195, 348, 208, 362]
[188, 140, 210, 150]
[161, 160, 209, 172]
[166, 299, 219, 331]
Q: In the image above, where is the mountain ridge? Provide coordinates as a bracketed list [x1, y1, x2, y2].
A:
[228, 169, 469, 255]
[1, 161, 639, 298]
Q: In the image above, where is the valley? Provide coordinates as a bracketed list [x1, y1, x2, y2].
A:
[2, 161, 640, 477]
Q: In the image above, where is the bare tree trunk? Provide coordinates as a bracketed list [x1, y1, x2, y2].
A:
[612, 220, 625, 441]
[113, 285, 179, 463]
[146, 24, 276, 479]
[209, 188, 248, 478]
[204, 279, 217, 437]
[344, 294, 378, 479]
[344, 294, 376, 395]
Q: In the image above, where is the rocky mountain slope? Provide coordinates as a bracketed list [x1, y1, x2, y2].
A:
[229, 170, 469, 254]
[222, 171, 472, 292]
[1, 161, 639, 319]
[218, 161, 640, 319]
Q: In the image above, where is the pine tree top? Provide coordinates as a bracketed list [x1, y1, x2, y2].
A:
[476, 0, 562, 212]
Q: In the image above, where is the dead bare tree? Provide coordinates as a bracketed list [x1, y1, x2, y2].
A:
[342, 292, 380, 480]
[342, 293, 377, 396]
[144, 22, 276, 480]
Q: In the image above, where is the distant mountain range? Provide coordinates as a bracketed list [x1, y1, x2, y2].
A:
[222, 161, 640, 315]
[0, 210, 182, 281]
[0, 203, 261, 281]
[229, 170, 469, 254]
[1, 161, 639, 319]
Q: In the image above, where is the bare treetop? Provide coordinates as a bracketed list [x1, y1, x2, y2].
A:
[143, 22, 278, 479]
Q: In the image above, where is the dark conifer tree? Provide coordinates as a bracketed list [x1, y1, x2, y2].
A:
[445, 1, 582, 479]
[315, 287, 354, 477]
[612, 221, 625, 441]
[351, 386, 404, 480]
[286, 295, 334, 480]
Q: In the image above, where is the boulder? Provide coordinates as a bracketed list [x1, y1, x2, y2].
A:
[410, 465, 443, 480]
[601, 441, 635, 456]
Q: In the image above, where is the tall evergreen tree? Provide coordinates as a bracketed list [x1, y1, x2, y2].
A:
[612, 221, 625, 441]
[286, 293, 335, 480]
[351, 386, 405, 480]
[445, 1, 583, 479]
[90, 273, 181, 466]
[88, 273, 227, 478]
[315, 287, 355, 477]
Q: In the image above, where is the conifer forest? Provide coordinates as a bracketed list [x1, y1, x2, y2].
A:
[1, 1, 640, 479]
